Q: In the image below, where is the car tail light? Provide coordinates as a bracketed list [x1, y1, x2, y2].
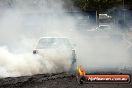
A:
[33, 50, 38, 54]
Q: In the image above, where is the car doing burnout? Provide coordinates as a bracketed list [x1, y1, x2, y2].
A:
[33, 37, 77, 73]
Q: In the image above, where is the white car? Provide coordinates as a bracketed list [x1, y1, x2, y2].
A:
[33, 37, 77, 73]
[96, 25, 113, 31]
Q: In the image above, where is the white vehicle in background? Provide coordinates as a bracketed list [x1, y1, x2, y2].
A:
[99, 14, 112, 19]
[98, 14, 112, 25]
[33, 37, 77, 73]
[96, 25, 113, 31]
[87, 25, 113, 32]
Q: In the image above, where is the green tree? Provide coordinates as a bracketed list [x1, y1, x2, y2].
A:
[72, 0, 125, 12]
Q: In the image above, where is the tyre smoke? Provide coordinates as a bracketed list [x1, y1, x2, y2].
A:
[0, 0, 131, 77]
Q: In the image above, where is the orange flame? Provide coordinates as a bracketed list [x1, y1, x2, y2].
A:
[77, 65, 86, 76]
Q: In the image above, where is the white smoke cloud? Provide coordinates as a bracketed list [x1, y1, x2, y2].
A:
[0, 0, 131, 77]
[0, 46, 72, 77]
[0, 0, 74, 77]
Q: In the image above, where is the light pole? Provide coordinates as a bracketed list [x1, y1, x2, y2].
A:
[123, 0, 125, 23]
[123, 0, 124, 8]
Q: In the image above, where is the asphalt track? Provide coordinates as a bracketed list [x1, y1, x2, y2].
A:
[0, 73, 131, 88]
